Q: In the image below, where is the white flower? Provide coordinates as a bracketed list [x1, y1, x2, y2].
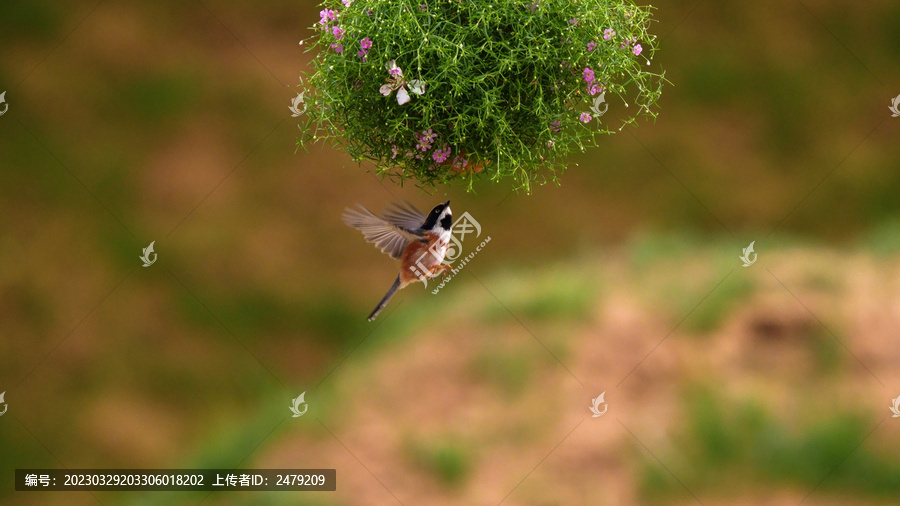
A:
[408, 79, 425, 95]
[386, 60, 403, 78]
[379, 61, 425, 105]
[396, 86, 411, 105]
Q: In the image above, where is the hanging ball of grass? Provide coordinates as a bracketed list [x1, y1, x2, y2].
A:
[297, 0, 664, 192]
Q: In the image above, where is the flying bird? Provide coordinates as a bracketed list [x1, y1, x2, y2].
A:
[343, 201, 453, 321]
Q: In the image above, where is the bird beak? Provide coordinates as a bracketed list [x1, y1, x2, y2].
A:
[444, 200, 450, 206]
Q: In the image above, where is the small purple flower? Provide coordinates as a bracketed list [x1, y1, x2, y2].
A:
[332, 26, 344, 40]
[416, 129, 437, 151]
[357, 37, 372, 60]
[391, 145, 399, 159]
[452, 155, 468, 168]
[342, 0, 353, 6]
[526, 2, 539, 13]
[580, 112, 592, 123]
[632, 44, 643, 56]
[366, 9, 373, 16]
[568, 18, 578, 25]
[550, 121, 561, 132]
[331, 42, 343, 53]
[587, 41, 597, 52]
[588, 83, 604, 95]
[419, 4, 427, 11]
[432, 145, 451, 163]
[603, 28, 615, 40]
[547, 140, 554, 147]
[583, 68, 595, 84]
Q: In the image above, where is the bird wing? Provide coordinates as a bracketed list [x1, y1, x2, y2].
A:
[342, 204, 423, 259]
[382, 201, 426, 232]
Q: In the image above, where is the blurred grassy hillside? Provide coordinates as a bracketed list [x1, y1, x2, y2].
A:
[1, 0, 900, 504]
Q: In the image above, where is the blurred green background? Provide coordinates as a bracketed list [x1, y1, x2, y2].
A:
[2, 0, 900, 504]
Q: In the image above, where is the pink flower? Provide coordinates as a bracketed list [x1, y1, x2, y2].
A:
[331, 42, 343, 53]
[580, 112, 592, 123]
[589, 83, 604, 95]
[603, 28, 615, 40]
[583, 67, 595, 83]
[332, 26, 344, 40]
[587, 41, 597, 52]
[391, 145, 399, 159]
[415, 129, 437, 151]
[319, 9, 337, 25]
[432, 145, 451, 163]
[342, 0, 353, 6]
[568, 18, 578, 25]
[358, 37, 372, 60]
[632, 44, 643, 56]
[549, 121, 561, 132]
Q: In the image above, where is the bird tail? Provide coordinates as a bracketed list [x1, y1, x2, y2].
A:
[368, 276, 402, 321]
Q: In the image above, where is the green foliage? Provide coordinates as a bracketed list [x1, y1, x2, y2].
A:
[640, 390, 900, 501]
[471, 347, 534, 397]
[481, 266, 598, 321]
[412, 441, 471, 486]
[299, 0, 663, 191]
[683, 274, 753, 333]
